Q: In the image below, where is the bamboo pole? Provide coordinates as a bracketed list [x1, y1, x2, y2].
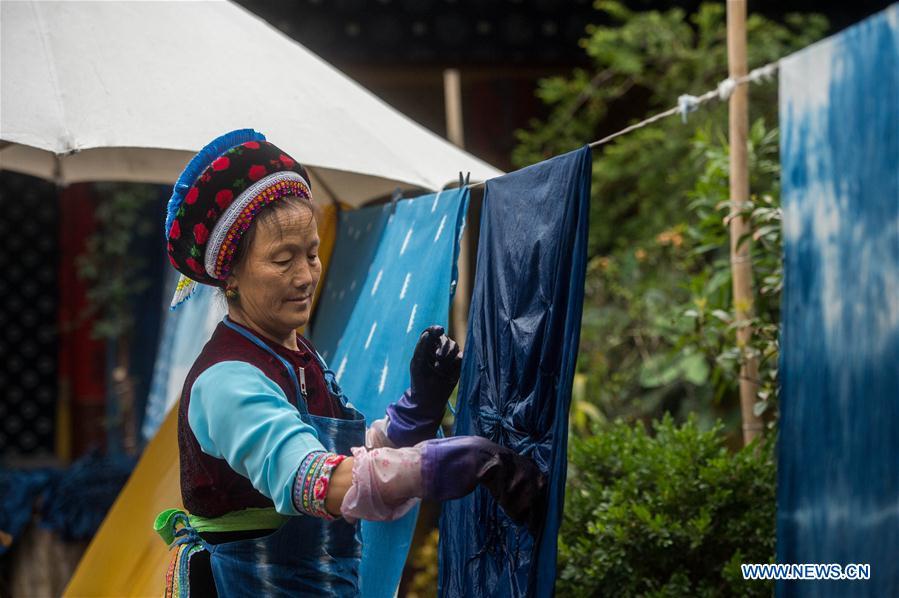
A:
[444, 68, 470, 348]
[727, 0, 763, 444]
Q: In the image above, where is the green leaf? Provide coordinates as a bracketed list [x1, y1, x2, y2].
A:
[639, 354, 681, 388]
[711, 309, 731, 323]
[681, 354, 710, 385]
[753, 400, 768, 417]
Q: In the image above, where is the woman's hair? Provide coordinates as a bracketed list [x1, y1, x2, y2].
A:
[224, 196, 321, 300]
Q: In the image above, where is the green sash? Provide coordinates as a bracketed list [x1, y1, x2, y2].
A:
[154, 507, 288, 545]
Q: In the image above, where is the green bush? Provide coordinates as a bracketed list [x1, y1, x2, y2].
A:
[557, 416, 775, 597]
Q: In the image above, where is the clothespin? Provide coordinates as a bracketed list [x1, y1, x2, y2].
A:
[677, 94, 700, 123]
[390, 187, 402, 215]
[748, 62, 779, 84]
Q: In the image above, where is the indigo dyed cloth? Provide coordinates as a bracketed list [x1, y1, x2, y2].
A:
[310, 205, 390, 363]
[0, 452, 135, 553]
[438, 147, 591, 597]
[0, 468, 54, 554]
[310, 189, 469, 598]
[778, 6, 898, 597]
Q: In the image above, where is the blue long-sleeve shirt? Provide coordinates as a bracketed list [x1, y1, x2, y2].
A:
[188, 361, 327, 515]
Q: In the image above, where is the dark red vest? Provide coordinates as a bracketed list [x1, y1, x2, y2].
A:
[178, 320, 343, 517]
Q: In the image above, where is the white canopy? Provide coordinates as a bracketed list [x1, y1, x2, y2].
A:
[0, 0, 501, 205]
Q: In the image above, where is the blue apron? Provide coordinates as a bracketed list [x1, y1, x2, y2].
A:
[202, 318, 366, 596]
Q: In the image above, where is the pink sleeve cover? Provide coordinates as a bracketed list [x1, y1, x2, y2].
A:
[339, 444, 423, 523]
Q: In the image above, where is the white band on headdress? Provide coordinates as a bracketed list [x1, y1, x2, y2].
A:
[204, 171, 312, 279]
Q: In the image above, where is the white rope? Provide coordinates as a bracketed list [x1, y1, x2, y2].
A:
[588, 59, 781, 148]
[464, 59, 781, 190]
[717, 78, 737, 101]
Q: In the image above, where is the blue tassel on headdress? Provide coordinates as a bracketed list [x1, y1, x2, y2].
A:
[164, 129, 267, 236]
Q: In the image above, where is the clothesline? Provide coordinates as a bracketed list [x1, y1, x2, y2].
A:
[462, 59, 780, 190]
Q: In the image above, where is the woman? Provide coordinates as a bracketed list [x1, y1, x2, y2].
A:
[157, 130, 545, 597]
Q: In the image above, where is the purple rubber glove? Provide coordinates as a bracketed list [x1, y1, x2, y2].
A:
[386, 325, 462, 447]
[420, 436, 547, 535]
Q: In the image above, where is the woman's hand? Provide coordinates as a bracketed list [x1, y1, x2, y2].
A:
[411, 325, 462, 386]
[419, 436, 546, 534]
[324, 457, 355, 517]
[385, 326, 462, 446]
[337, 436, 546, 535]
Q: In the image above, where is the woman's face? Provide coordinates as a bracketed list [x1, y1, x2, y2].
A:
[228, 202, 321, 343]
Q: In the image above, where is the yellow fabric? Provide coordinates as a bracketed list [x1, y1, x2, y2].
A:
[313, 201, 339, 310]
[63, 209, 340, 597]
[64, 405, 181, 597]
[299, 201, 339, 336]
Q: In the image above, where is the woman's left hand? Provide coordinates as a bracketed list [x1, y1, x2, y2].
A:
[385, 326, 462, 447]
[411, 325, 462, 388]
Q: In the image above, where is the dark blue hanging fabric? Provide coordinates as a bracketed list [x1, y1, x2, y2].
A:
[438, 146, 591, 597]
[777, 6, 898, 597]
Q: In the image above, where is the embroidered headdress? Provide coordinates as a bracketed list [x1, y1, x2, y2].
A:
[164, 129, 313, 308]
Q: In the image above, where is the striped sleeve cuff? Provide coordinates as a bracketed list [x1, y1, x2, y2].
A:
[292, 451, 347, 520]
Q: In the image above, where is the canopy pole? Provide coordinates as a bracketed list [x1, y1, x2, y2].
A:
[444, 68, 465, 149]
[444, 68, 470, 348]
[727, 0, 763, 444]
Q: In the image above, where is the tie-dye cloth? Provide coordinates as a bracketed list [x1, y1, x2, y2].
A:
[777, 6, 898, 597]
[310, 188, 469, 598]
[439, 147, 591, 597]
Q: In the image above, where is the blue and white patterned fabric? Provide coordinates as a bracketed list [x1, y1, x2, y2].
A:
[778, 6, 898, 597]
[311, 205, 391, 363]
[143, 272, 226, 440]
[310, 188, 469, 598]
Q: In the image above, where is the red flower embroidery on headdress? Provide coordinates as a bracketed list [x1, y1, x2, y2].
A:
[212, 156, 230, 171]
[193, 223, 209, 244]
[243, 141, 260, 149]
[168, 254, 178, 268]
[185, 187, 199, 204]
[215, 189, 234, 209]
[279, 154, 295, 168]
[248, 165, 267, 181]
[169, 220, 181, 240]
[186, 257, 204, 274]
